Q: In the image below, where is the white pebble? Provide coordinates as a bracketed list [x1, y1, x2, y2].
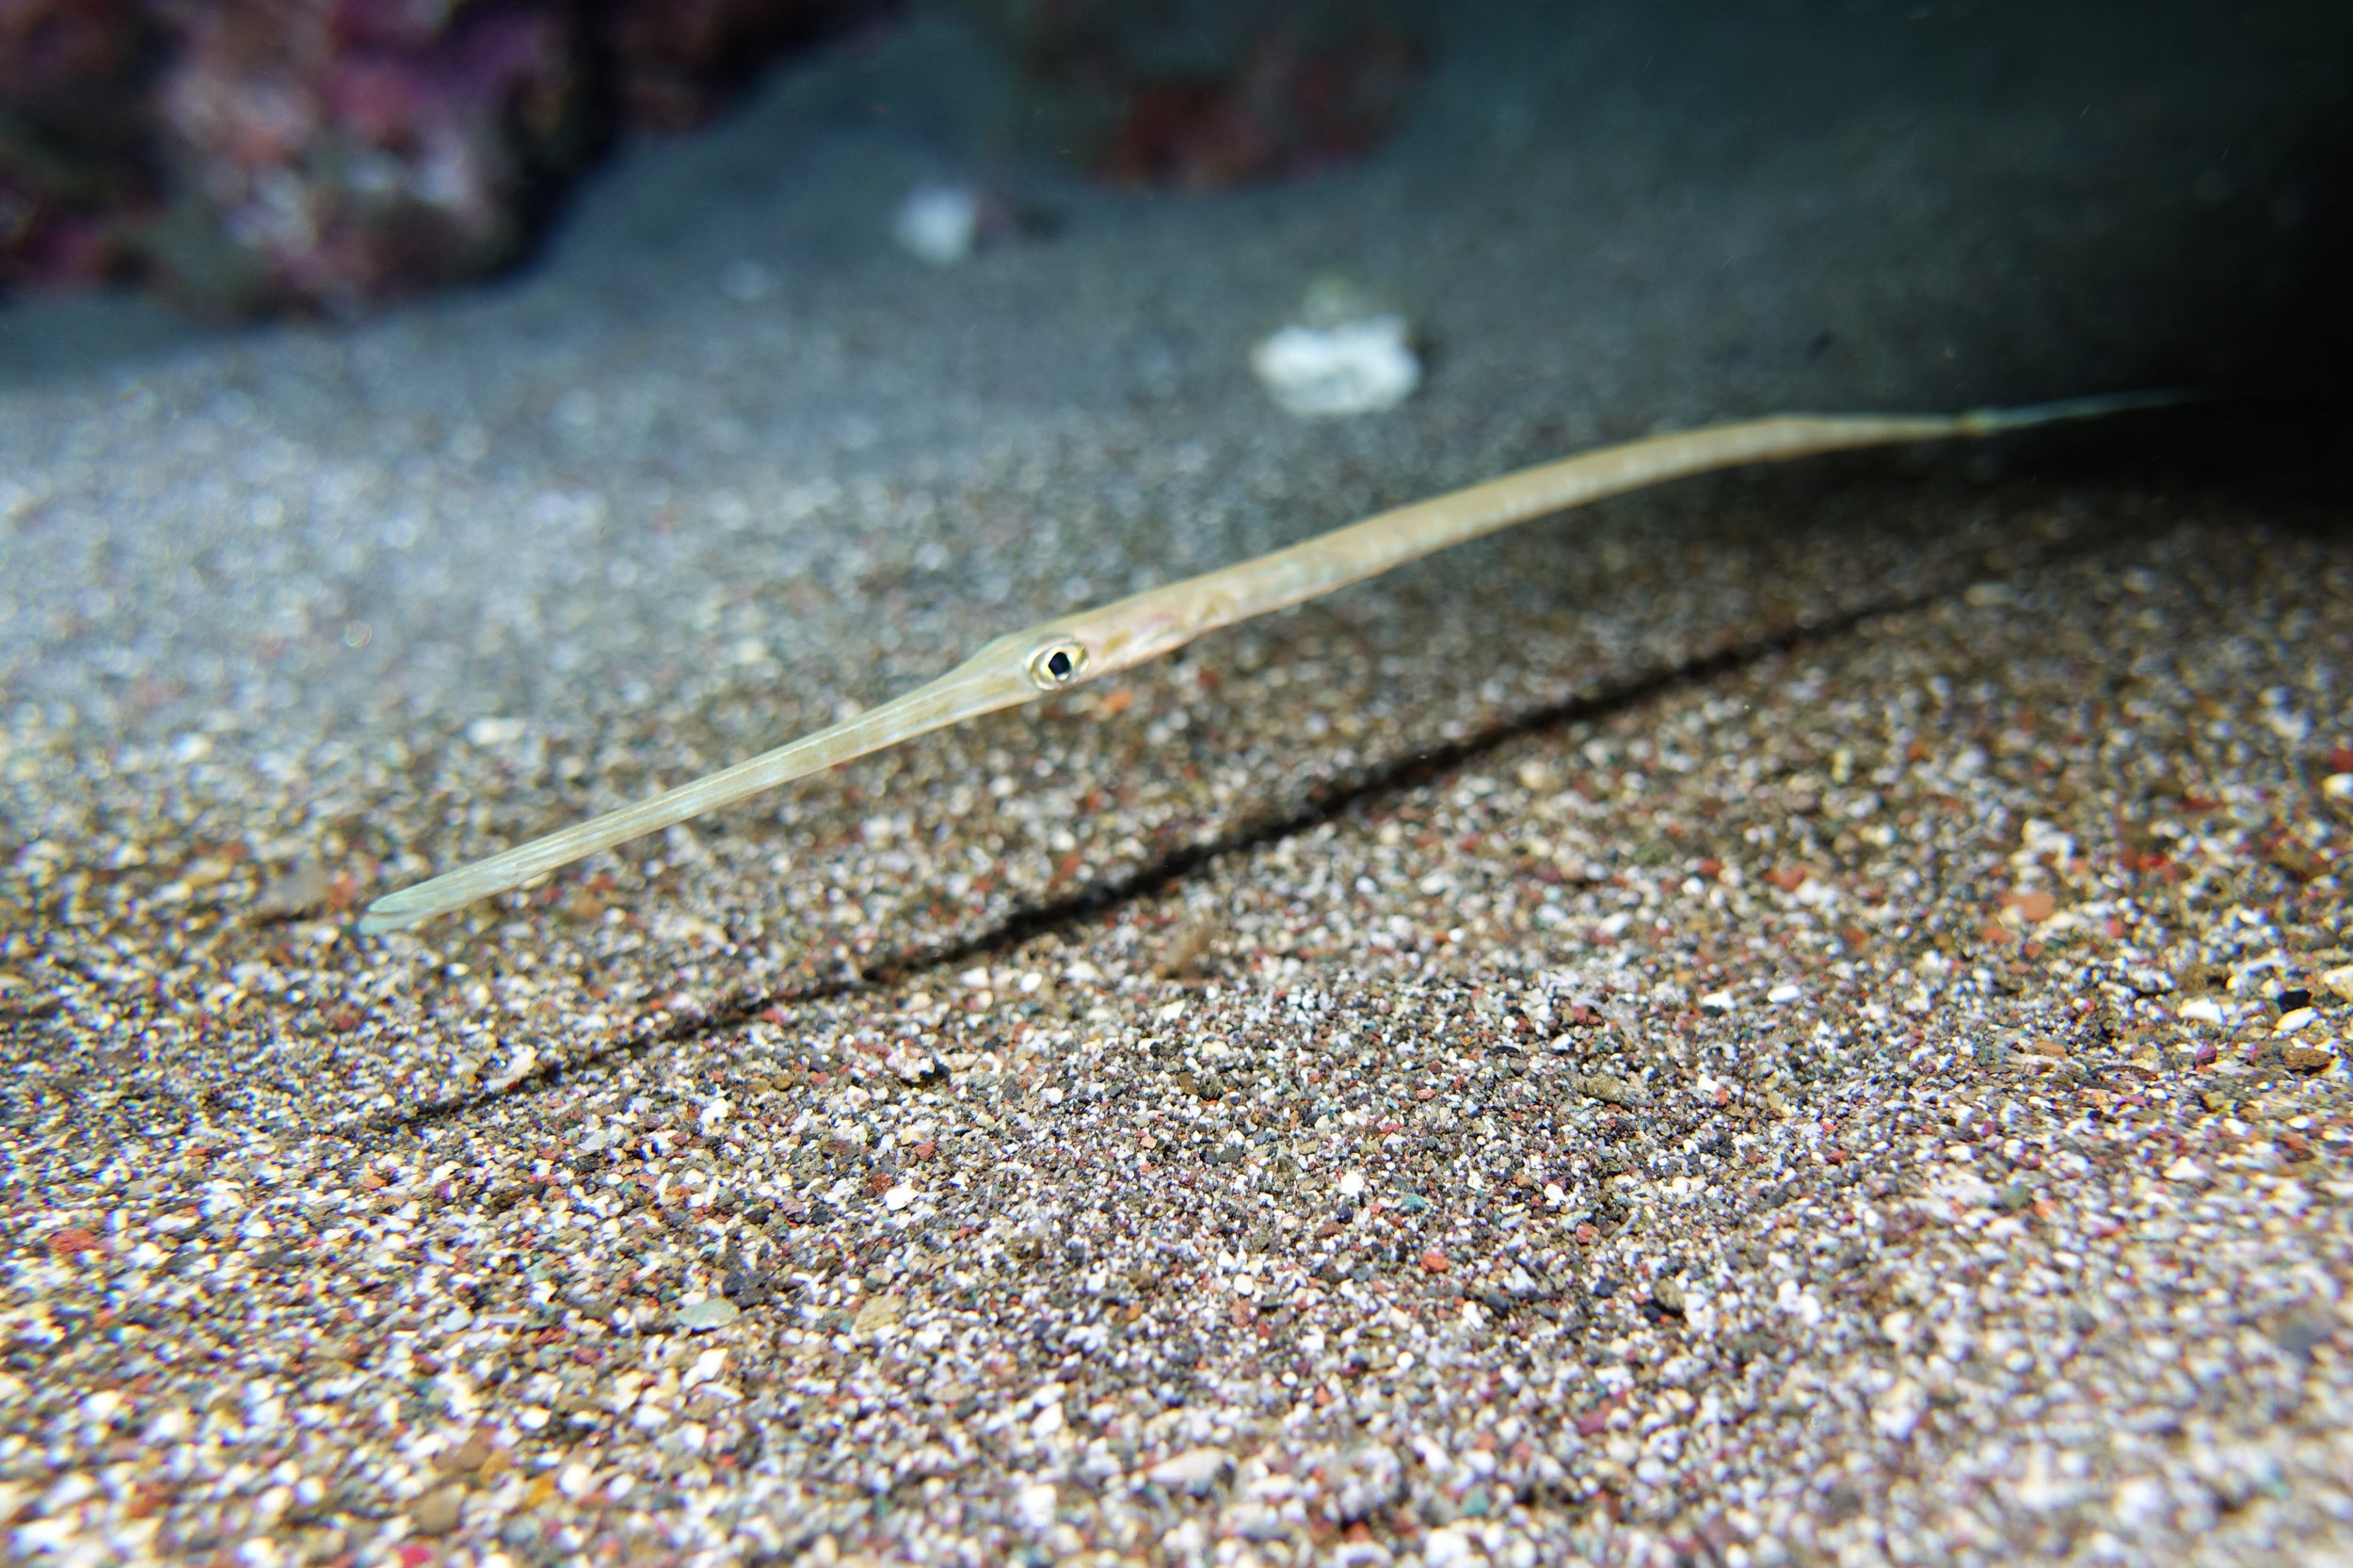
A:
[465, 716, 525, 746]
[1013, 1480, 1059, 1530]
[894, 184, 982, 266]
[1425, 1524, 1482, 1567]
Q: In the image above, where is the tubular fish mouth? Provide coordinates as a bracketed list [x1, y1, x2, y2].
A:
[358, 388, 2199, 936]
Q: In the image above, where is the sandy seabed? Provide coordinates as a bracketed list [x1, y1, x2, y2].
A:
[4, 3, 2352, 1564]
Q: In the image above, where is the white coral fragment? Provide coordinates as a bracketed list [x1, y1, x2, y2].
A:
[1250, 313, 1420, 417]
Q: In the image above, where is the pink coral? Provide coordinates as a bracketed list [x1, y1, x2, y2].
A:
[0, 0, 162, 293]
[962, 0, 1428, 190]
[147, 0, 584, 313]
[1101, 26, 1419, 189]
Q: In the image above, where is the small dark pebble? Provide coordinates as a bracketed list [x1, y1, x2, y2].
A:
[721, 1243, 773, 1307]
[1592, 1276, 1618, 1298]
[2277, 989, 2313, 1013]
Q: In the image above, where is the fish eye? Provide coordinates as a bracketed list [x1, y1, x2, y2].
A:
[1026, 640, 1088, 690]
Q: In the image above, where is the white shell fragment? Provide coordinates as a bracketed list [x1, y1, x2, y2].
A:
[673, 1298, 741, 1332]
[1250, 313, 1421, 417]
[1146, 1447, 1234, 1494]
[893, 184, 983, 266]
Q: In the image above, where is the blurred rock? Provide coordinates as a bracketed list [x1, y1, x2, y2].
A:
[0, 0, 1431, 314]
[144, 0, 593, 315]
[602, 0, 889, 134]
[0, 0, 167, 294]
[1, 0, 888, 313]
[958, 0, 1430, 188]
